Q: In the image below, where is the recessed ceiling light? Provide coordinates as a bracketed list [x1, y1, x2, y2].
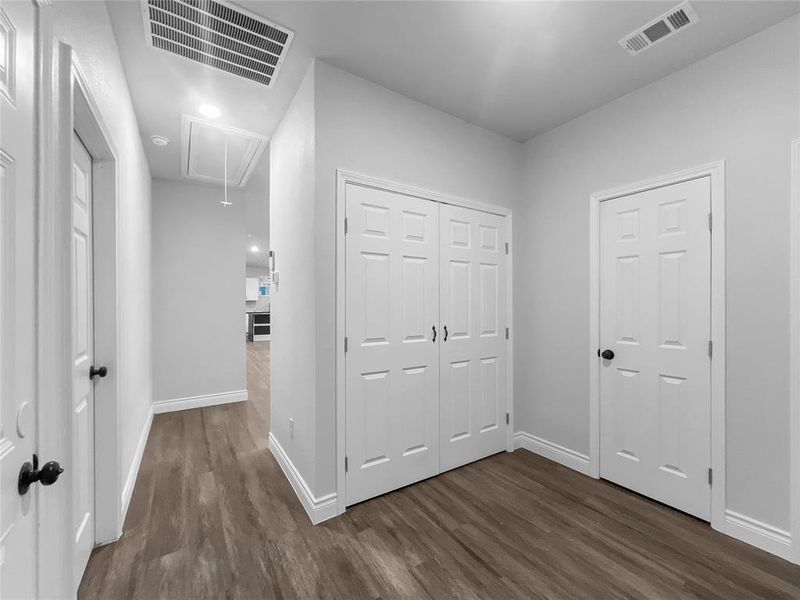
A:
[150, 135, 169, 146]
[250, 245, 260, 253]
[198, 103, 221, 119]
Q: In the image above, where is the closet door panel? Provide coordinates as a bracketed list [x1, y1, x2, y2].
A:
[345, 184, 439, 505]
[439, 204, 508, 472]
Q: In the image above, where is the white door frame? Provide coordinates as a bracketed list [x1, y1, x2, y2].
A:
[790, 139, 800, 565]
[36, 18, 72, 596]
[36, 33, 122, 597]
[588, 160, 726, 532]
[334, 169, 513, 516]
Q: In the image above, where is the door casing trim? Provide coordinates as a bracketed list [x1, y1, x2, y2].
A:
[588, 160, 726, 532]
[334, 169, 513, 517]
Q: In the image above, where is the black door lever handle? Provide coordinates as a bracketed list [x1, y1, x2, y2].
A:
[18, 454, 64, 495]
[432, 325, 437, 342]
[90, 365, 108, 379]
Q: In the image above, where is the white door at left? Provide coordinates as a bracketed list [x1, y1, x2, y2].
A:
[0, 1, 38, 598]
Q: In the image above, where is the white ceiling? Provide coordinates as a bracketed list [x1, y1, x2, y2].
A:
[108, 0, 800, 189]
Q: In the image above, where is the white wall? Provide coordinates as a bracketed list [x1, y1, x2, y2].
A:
[515, 16, 800, 530]
[245, 158, 270, 272]
[151, 179, 246, 402]
[269, 65, 319, 492]
[51, 0, 153, 516]
[268, 60, 521, 498]
[246, 266, 271, 278]
[313, 61, 522, 495]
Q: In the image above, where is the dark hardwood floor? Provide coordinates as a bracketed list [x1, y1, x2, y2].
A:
[79, 341, 800, 599]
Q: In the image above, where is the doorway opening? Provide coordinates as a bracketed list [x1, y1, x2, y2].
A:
[72, 57, 121, 567]
[245, 163, 272, 447]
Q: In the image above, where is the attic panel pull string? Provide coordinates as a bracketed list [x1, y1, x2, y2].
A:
[220, 138, 232, 206]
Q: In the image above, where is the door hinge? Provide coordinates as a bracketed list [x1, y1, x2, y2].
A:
[505, 242, 509, 255]
[708, 467, 713, 485]
[345, 456, 349, 473]
[708, 212, 712, 232]
[344, 337, 349, 353]
[344, 217, 349, 234]
[708, 340, 713, 359]
[506, 412, 510, 425]
[505, 327, 509, 340]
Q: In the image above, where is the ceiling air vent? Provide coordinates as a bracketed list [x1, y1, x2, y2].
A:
[619, 2, 699, 56]
[141, 0, 294, 87]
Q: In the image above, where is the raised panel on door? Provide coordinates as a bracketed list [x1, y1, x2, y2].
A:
[0, 2, 37, 597]
[599, 177, 711, 520]
[345, 184, 439, 505]
[439, 204, 507, 472]
[72, 133, 95, 585]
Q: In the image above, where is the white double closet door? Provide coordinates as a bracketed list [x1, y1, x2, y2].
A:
[345, 184, 507, 506]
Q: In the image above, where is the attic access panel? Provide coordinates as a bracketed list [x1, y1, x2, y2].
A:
[181, 115, 267, 187]
[141, 0, 294, 87]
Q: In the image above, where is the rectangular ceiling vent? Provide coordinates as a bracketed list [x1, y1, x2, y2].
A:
[141, 0, 294, 87]
[619, 2, 699, 56]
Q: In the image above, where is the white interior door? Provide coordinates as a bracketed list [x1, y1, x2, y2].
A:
[439, 204, 507, 472]
[345, 184, 440, 506]
[599, 177, 711, 520]
[71, 133, 95, 585]
[0, 1, 38, 597]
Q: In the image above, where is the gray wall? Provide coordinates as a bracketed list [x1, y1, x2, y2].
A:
[269, 60, 523, 498]
[313, 61, 523, 494]
[514, 16, 800, 529]
[246, 266, 271, 278]
[245, 160, 270, 273]
[269, 65, 319, 491]
[151, 179, 247, 402]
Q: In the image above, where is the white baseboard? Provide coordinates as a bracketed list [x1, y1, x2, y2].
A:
[120, 405, 154, 522]
[153, 389, 248, 414]
[724, 510, 795, 563]
[268, 432, 337, 524]
[513, 431, 591, 476]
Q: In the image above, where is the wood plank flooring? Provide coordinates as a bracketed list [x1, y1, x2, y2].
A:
[79, 341, 800, 599]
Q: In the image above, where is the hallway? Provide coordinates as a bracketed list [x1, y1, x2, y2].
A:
[78, 344, 800, 599]
[79, 342, 274, 598]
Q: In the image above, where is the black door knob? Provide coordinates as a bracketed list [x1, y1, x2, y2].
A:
[601, 349, 615, 360]
[90, 365, 108, 379]
[18, 455, 64, 495]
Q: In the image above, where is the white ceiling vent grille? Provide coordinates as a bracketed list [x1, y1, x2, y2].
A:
[141, 0, 294, 87]
[619, 2, 699, 56]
